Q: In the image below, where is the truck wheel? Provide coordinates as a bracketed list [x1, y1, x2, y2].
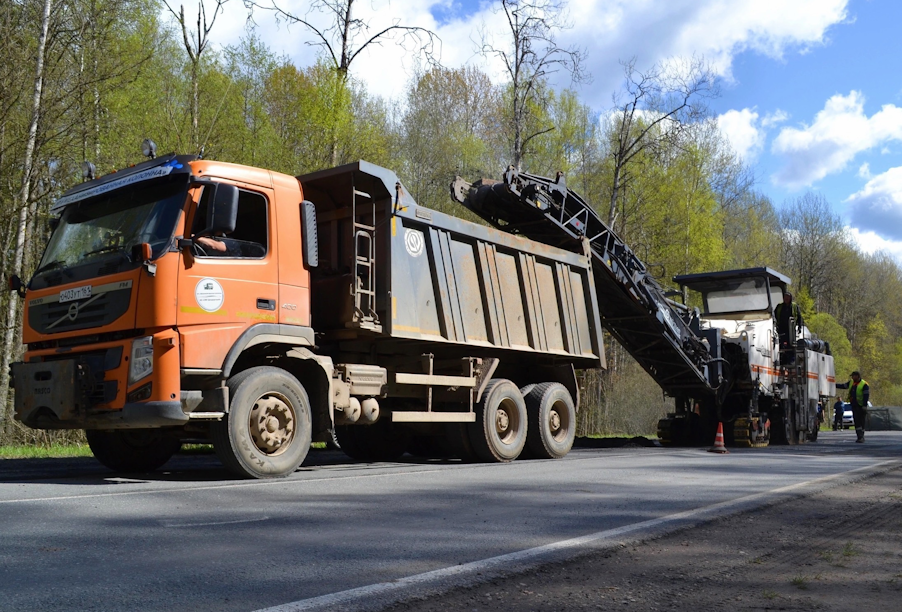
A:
[784, 410, 799, 445]
[212, 366, 311, 478]
[86, 429, 181, 473]
[467, 379, 527, 462]
[771, 410, 798, 446]
[524, 383, 575, 459]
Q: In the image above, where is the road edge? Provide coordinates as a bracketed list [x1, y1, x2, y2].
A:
[255, 459, 902, 612]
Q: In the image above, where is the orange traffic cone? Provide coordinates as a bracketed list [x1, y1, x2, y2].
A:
[708, 422, 729, 454]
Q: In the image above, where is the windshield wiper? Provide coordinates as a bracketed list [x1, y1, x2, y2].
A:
[32, 259, 67, 276]
[82, 245, 126, 259]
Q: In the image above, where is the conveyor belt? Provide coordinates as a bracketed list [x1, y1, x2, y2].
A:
[451, 168, 715, 396]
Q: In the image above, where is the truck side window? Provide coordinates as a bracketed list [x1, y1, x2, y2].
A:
[192, 188, 268, 259]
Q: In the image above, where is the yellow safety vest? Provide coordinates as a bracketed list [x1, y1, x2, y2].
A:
[849, 379, 869, 406]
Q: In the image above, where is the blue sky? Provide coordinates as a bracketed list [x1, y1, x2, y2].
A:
[208, 0, 902, 259]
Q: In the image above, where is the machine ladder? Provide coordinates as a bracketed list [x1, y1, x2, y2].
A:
[350, 185, 381, 332]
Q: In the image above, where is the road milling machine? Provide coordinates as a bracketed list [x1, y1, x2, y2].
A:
[451, 168, 836, 448]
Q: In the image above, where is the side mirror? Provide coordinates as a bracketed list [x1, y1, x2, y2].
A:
[205, 183, 238, 236]
[300, 200, 318, 268]
[8, 274, 25, 297]
[132, 242, 152, 262]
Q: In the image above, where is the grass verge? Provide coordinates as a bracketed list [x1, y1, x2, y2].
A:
[0, 440, 328, 459]
[0, 444, 93, 459]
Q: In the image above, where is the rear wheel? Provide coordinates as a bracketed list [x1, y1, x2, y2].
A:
[467, 379, 527, 462]
[523, 383, 576, 459]
[86, 428, 181, 473]
[772, 405, 798, 446]
[212, 366, 311, 478]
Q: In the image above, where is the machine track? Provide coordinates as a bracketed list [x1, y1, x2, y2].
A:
[732, 416, 770, 448]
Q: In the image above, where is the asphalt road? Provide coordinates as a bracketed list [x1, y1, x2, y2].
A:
[1, 430, 899, 612]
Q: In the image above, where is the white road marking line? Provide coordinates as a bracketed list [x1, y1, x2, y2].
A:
[160, 516, 270, 528]
[253, 459, 902, 612]
[0, 467, 446, 505]
[0, 448, 883, 504]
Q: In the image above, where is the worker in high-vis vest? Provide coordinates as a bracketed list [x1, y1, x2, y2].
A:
[837, 371, 870, 442]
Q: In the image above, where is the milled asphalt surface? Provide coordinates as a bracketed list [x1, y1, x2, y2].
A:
[0, 430, 899, 612]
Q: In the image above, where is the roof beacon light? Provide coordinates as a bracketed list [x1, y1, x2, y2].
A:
[141, 138, 157, 159]
[81, 161, 96, 182]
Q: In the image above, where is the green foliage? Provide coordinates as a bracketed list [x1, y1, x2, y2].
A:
[0, 444, 92, 459]
[807, 312, 855, 382]
[4, 3, 902, 444]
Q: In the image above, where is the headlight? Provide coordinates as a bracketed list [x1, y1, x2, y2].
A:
[128, 336, 154, 386]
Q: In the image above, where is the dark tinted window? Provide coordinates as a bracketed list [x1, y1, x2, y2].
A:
[192, 187, 268, 259]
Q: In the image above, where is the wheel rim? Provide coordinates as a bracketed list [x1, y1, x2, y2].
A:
[248, 393, 296, 456]
[495, 398, 520, 445]
[548, 399, 570, 443]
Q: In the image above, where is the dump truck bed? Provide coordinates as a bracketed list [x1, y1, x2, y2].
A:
[299, 162, 603, 369]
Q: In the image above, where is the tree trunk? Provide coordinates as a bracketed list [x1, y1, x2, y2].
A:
[0, 0, 53, 435]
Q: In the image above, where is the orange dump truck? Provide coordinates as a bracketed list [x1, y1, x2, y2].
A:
[10, 151, 603, 477]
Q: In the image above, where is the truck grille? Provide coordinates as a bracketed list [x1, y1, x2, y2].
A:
[30, 287, 132, 334]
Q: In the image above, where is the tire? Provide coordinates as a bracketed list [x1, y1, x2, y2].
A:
[523, 383, 576, 459]
[784, 408, 798, 445]
[334, 418, 410, 462]
[466, 379, 527, 462]
[86, 428, 181, 473]
[212, 366, 312, 478]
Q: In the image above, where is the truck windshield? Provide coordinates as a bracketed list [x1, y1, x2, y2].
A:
[704, 278, 780, 316]
[35, 181, 186, 283]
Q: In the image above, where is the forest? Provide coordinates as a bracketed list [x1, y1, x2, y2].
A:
[2, 0, 900, 444]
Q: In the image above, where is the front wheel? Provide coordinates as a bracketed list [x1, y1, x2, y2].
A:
[86, 428, 181, 473]
[212, 366, 312, 478]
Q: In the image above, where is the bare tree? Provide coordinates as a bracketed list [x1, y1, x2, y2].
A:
[605, 56, 717, 226]
[481, 0, 585, 170]
[245, 0, 439, 165]
[779, 192, 849, 308]
[245, 0, 438, 80]
[164, 0, 227, 150]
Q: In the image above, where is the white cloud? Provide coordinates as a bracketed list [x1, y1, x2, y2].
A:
[716, 108, 764, 161]
[846, 166, 902, 241]
[847, 227, 902, 266]
[664, 0, 848, 78]
[188, 0, 851, 104]
[858, 163, 871, 179]
[761, 109, 789, 128]
[770, 91, 902, 189]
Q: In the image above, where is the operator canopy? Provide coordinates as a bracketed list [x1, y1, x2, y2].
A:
[673, 267, 790, 320]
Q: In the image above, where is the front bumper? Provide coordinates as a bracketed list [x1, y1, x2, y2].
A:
[11, 330, 184, 430]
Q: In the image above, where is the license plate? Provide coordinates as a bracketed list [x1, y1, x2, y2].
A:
[59, 285, 92, 303]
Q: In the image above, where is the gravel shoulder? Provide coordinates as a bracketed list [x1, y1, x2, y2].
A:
[383, 466, 902, 612]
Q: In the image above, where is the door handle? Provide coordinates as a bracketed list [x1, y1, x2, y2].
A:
[257, 299, 276, 311]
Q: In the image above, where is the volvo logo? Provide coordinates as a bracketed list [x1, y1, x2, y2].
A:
[67, 302, 79, 321]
